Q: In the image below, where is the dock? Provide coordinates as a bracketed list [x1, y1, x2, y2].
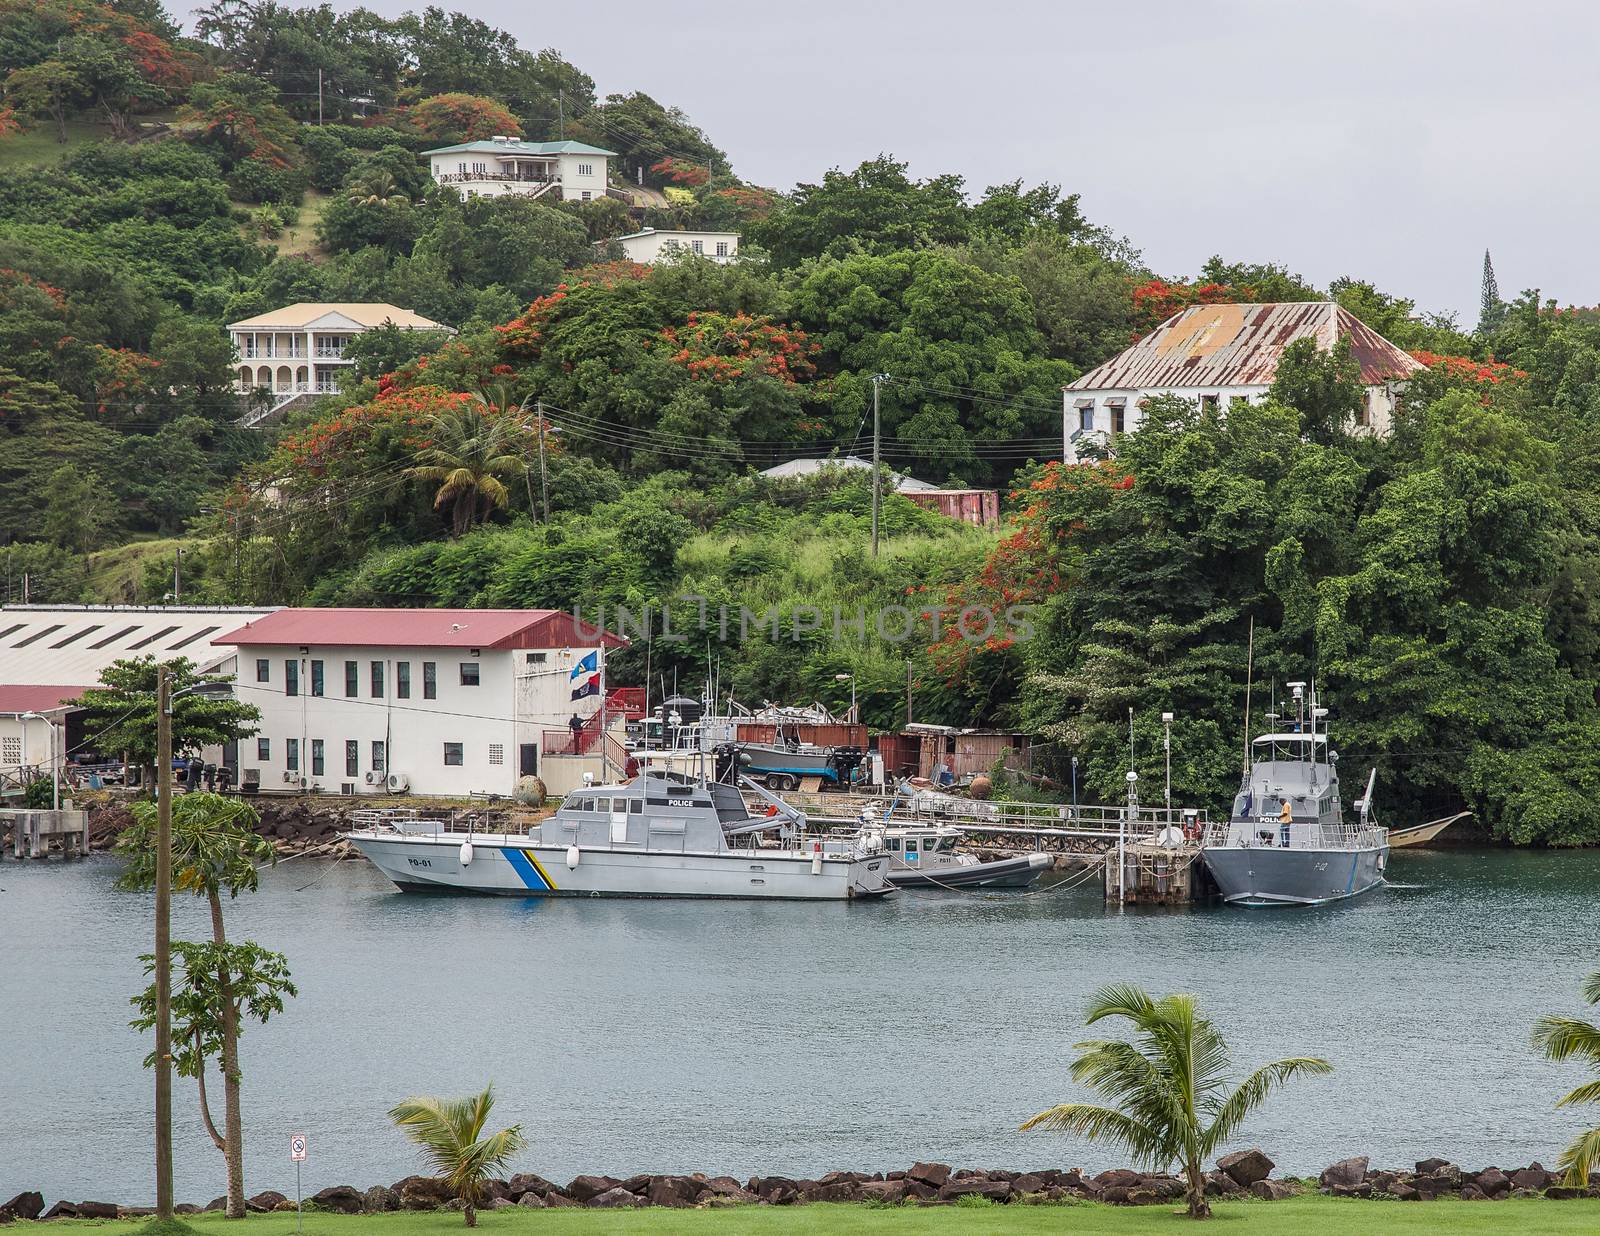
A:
[775, 790, 1214, 904]
[1, 808, 91, 859]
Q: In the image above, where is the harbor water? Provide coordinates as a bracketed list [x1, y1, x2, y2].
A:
[4, 847, 1597, 1204]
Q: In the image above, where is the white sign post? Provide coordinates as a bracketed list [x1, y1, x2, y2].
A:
[289, 1133, 308, 1232]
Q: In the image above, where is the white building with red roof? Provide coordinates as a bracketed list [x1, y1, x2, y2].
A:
[212, 608, 626, 799]
[1062, 302, 1425, 462]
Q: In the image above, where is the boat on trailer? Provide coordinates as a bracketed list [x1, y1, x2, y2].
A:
[347, 770, 894, 901]
[1201, 680, 1388, 907]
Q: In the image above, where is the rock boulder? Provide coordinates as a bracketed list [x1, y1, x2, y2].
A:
[393, 1175, 455, 1210]
[1217, 1148, 1274, 1188]
[587, 1187, 643, 1209]
[1319, 1156, 1369, 1191]
[361, 1186, 400, 1213]
[311, 1186, 364, 1214]
[0, 1195, 43, 1222]
[908, 1161, 951, 1188]
[565, 1175, 620, 1204]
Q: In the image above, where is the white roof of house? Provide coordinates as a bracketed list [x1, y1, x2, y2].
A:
[757, 456, 937, 492]
[0, 606, 277, 694]
[612, 227, 741, 242]
[227, 303, 452, 333]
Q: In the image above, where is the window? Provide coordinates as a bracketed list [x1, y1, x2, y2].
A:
[1230, 394, 1252, 409]
[396, 662, 411, 699]
[1357, 390, 1374, 428]
[310, 660, 324, 696]
[595, 797, 611, 813]
[1078, 405, 1095, 432]
[577, 162, 593, 176]
[371, 740, 386, 773]
[629, 798, 642, 814]
[311, 739, 324, 777]
[715, 241, 729, 257]
[286, 739, 300, 772]
[580, 190, 591, 201]
[423, 662, 437, 699]
[1200, 394, 1220, 414]
[472, 161, 486, 174]
[691, 239, 704, 254]
[370, 661, 384, 698]
[285, 660, 299, 697]
[488, 743, 504, 765]
[255, 659, 270, 683]
[459, 662, 480, 687]
[257, 738, 271, 761]
[1109, 403, 1126, 435]
[457, 161, 467, 175]
[443, 742, 464, 766]
[525, 652, 546, 665]
[345, 740, 358, 776]
[344, 660, 358, 697]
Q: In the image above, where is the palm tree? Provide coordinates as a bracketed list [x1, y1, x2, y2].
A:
[1533, 971, 1600, 1185]
[1021, 984, 1332, 1219]
[390, 1085, 526, 1226]
[406, 394, 530, 536]
[346, 167, 409, 208]
[119, 792, 278, 1220]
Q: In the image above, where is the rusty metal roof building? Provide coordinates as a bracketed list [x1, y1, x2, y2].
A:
[1066, 302, 1424, 392]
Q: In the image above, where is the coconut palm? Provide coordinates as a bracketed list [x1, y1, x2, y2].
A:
[346, 167, 409, 208]
[390, 1085, 526, 1226]
[406, 395, 529, 536]
[1021, 984, 1332, 1219]
[1533, 971, 1600, 1185]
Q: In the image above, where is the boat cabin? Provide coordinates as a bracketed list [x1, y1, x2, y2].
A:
[531, 771, 766, 852]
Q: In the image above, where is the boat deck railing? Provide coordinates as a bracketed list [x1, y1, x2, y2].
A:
[1204, 817, 1386, 851]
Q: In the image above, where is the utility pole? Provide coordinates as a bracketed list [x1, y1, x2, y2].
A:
[154, 667, 174, 1220]
[870, 373, 888, 557]
[172, 547, 181, 605]
[535, 401, 550, 523]
[557, 90, 564, 139]
[905, 659, 913, 726]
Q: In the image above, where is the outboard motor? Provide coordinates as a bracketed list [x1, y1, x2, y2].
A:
[826, 746, 866, 790]
[711, 744, 750, 785]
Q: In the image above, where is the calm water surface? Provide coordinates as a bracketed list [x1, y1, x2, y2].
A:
[2, 847, 1596, 1204]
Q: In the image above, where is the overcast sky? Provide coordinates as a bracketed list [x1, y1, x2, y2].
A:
[186, 0, 1598, 322]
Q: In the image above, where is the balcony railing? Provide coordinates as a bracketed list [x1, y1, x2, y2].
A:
[313, 346, 346, 359]
[239, 345, 307, 360]
[437, 171, 555, 185]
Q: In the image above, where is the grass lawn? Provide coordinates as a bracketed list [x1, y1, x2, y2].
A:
[86, 537, 203, 605]
[273, 190, 330, 259]
[0, 120, 115, 168]
[29, 1196, 1600, 1236]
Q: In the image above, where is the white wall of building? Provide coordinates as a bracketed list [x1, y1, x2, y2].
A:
[427, 151, 609, 202]
[237, 643, 608, 797]
[615, 229, 740, 265]
[556, 153, 608, 201]
[1062, 382, 1403, 463]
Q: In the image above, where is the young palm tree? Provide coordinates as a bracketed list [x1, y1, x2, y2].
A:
[119, 792, 278, 1220]
[406, 397, 529, 536]
[390, 1085, 527, 1226]
[1022, 984, 1332, 1219]
[346, 168, 409, 208]
[1533, 971, 1600, 1185]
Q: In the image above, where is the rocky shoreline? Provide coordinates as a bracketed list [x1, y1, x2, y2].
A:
[6, 1152, 1598, 1220]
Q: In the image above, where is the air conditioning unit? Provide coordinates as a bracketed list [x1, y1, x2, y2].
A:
[363, 770, 380, 785]
[340, 783, 355, 796]
[282, 770, 298, 784]
[386, 771, 410, 793]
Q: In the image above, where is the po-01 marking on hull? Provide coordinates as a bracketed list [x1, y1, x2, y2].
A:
[352, 834, 889, 900]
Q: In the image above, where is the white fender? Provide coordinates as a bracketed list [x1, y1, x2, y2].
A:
[458, 840, 474, 866]
[566, 844, 581, 869]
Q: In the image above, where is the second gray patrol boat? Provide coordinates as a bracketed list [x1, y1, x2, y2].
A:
[1201, 681, 1388, 907]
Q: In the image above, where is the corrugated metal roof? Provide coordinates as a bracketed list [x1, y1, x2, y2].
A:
[0, 606, 275, 689]
[0, 684, 86, 715]
[1065, 302, 1425, 391]
[214, 608, 627, 651]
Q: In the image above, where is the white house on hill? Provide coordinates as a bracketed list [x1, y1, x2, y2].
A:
[609, 227, 740, 265]
[1062, 302, 1424, 462]
[228, 302, 452, 397]
[213, 608, 627, 798]
[422, 137, 617, 201]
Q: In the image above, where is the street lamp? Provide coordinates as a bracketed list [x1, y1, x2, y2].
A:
[1161, 711, 1174, 822]
[834, 672, 856, 724]
[152, 673, 233, 1220]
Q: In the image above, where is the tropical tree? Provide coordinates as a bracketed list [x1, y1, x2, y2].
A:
[389, 1085, 526, 1226]
[345, 166, 409, 208]
[1022, 984, 1332, 1219]
[406, 394, 530, 536]
[1533, 971, 1600, 1185]
[69, 658, 259, 792]
[121, 793, 286, 1220]
[408, 91, 520, 143]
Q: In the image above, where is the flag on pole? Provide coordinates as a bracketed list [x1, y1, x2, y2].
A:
[570, 651, 600, 700]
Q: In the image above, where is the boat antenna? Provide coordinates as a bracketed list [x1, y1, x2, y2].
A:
[1241, 615, 1255, 777]
[1128, 706, 1135, 776]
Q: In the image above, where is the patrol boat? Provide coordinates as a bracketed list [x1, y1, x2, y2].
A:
[1201, 681, 1388, 907]
[346, 769, 894, 900]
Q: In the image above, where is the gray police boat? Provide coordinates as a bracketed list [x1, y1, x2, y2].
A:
[347, 769, 894, 900]
[1201, 681, 1388, 907]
